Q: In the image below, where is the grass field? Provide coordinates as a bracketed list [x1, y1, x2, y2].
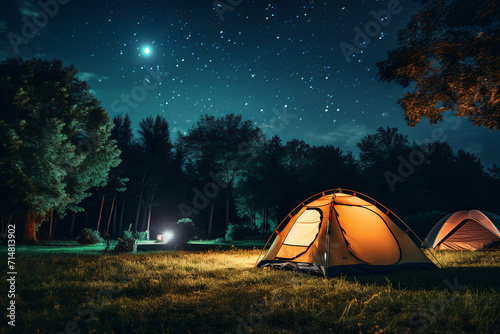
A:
[1, 244, 500, 334]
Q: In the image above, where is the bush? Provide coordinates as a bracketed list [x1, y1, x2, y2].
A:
[122, 230, 149, 241]
[225, 223, 247, 241]
[122, 230, 134, 240]
[165, 218, 196, 246]
[76, 228, 103, 244]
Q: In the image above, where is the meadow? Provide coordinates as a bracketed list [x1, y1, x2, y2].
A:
[1, 244, 499, 334]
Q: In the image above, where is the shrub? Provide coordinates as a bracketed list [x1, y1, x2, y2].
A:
[225, 223, 247, 241]
[122, 230, 134, 240]
[122, 230, 149, 241]
[76, 228, 103, 244]
[164, 218, 196, 246]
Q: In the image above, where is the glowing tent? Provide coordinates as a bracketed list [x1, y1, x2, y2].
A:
[255, 189, 437, 277]
[423, 210, 500, 251]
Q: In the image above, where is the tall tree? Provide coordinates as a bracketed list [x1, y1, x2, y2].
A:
[135, 115, 173, 233]
[377, 0, 500, 129]
[178, 114, 264, 234]
[0, 58, 121, 242]
[356, 127, 428, 215]
[110, 113, 133, 236]
[235, 136, 284, 233]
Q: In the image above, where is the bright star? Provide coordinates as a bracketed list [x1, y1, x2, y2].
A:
[142, 46, 152, 56]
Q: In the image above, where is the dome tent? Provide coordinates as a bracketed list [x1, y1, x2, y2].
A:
[255, 189, 437, 277]
[423, 210, 500, 251]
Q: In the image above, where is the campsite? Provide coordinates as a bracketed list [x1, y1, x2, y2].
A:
[1, 0, 500, 333]
[3, 241, 500, 333]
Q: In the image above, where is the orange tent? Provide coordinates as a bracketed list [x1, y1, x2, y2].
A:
[255, 189, 437, 277]
[423, 210, 500, 251]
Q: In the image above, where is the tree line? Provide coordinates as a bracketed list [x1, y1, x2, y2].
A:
[1, 58, 499, 243]
[61, 114, 500, 241]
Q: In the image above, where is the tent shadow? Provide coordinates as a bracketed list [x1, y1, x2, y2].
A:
[342, 266, 500, 291]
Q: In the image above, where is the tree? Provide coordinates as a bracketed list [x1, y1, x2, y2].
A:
[358, 127, 410, 170]
[110, 113, 133, 236]
[0, 58, 121, 242]
[377, 0, 500, 129]
[178, 114, 264, 236]
[356, 127, 428, 215]
[135, 115, 174, 234]
[235, 136, 284, 233]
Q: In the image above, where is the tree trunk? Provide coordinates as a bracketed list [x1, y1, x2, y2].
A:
[48, 210, 53, 240]
[112, 197, 117, 238]
[146, 206, 152, 240]
[146, 192, 154, 238]
[119, 193, 126, 237]
[23, 212, 44, 243]
[106, 193, 117, 236]
[208, 202, 214, 239]
[134, 170, 146, 231]
[225, 192, 230, 229]
[52, 216, 58, 240]
[140, 204, 148, 232]
[252, 202, 256, 232]
[96, 194, 105, 232]
[70, 212, 76, 238]
[3, 215, 13, 235]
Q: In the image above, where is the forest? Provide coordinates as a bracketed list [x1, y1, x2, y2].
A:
[1, 58, 499, 243]
[78, 113, 500, 241]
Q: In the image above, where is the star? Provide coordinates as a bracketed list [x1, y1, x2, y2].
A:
[142, 46, 152, 56]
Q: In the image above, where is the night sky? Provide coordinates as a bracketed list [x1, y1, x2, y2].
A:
[1, 0, 499, 166]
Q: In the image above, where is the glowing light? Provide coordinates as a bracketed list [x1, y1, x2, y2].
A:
[142, 46, 152, 56]
[162, 231, 174, 243]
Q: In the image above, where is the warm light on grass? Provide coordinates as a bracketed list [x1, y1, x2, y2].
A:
[8, 247, 500, 333]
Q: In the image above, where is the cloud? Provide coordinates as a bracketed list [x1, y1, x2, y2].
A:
[18, 0, 39, 18]
[77, 72, 110, 83]
[305, 123, 369, 153]
[462, 142, 483, 156]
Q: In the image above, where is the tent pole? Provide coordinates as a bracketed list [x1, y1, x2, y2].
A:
[324, 197, 336, 277]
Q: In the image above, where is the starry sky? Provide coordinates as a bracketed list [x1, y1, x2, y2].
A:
[1, 0, 499, 166]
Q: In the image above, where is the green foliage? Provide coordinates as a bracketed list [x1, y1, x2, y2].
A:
[135, 231, 149, 241]
[122, 230, 149, 241]
[0, 58, 122, 240]
[377, 0, 500, 129]
[170, 218, 196, 245]
[177, 113, 265, 230]
[225, 223, 248, 241]
[76, 228, 104, 244]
